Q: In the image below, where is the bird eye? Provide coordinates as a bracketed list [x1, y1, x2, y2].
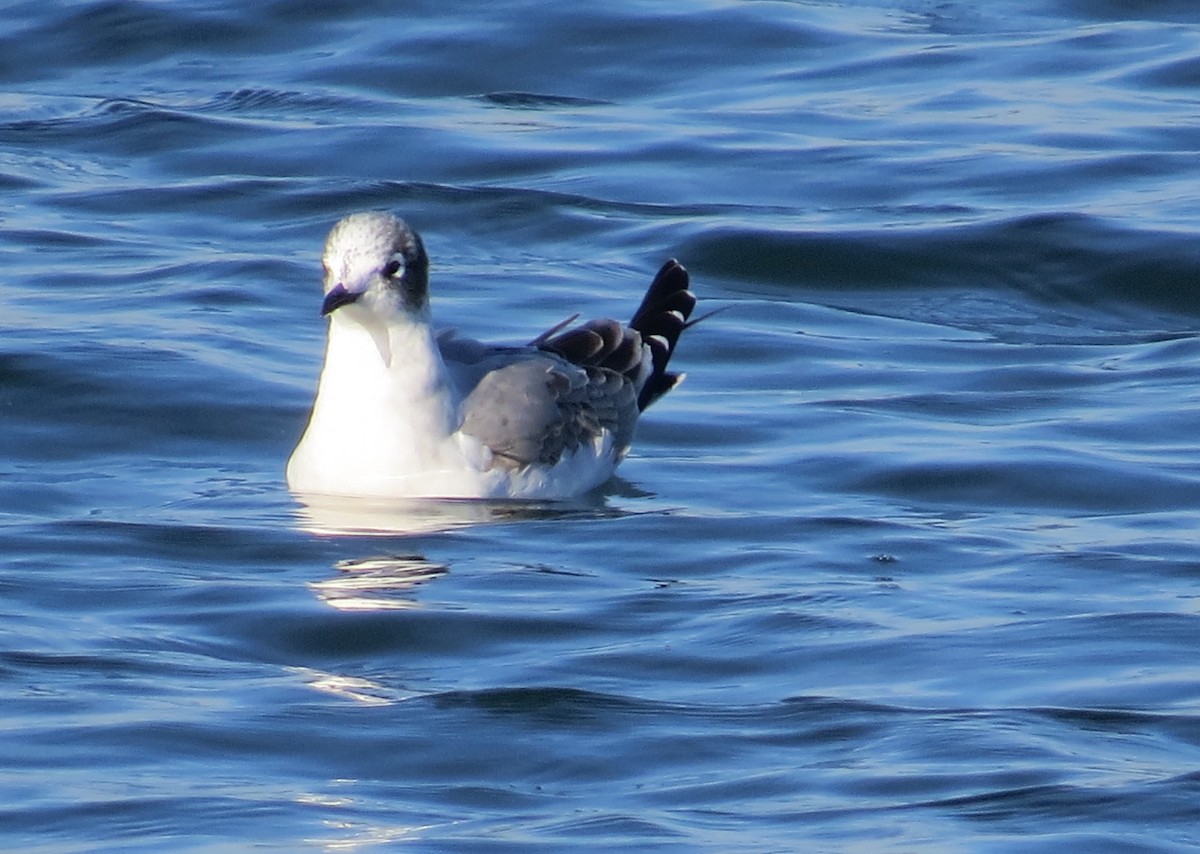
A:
[383, 257, 403, 278]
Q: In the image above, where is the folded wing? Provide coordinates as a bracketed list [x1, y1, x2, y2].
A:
[447, 260, 694, 473]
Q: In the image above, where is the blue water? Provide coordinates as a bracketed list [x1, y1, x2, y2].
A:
[3, 1, 1200, 850]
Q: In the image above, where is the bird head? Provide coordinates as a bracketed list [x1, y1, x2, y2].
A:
[319, 211, 430, 320]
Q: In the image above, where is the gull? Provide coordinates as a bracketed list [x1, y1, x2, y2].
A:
[286, 211, 696, 500]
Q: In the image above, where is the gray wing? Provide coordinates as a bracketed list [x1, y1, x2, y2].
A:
[438, 259, 694, 473]
[439, 331, 639, 471]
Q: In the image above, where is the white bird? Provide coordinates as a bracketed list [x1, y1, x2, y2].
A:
[286, 211, 696, 500]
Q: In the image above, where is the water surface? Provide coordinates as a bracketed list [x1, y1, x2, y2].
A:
[3, 1, 1200, 850]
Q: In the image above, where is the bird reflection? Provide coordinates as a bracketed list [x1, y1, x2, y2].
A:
[290, 666, 399, 706]
[291, 491, 618, 537]
[309, 554, 449, 611]
[296, 491, 635, 614]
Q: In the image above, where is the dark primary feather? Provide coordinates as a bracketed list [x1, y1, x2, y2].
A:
[629, 260, 695, 410]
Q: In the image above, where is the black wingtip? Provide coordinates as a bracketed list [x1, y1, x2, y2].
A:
[637, 370, 685, 411]
[630, 260, 697, 411]
[630, 260, 692, 329]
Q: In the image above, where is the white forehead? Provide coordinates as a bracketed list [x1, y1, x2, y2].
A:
[322, 212, 404, 271]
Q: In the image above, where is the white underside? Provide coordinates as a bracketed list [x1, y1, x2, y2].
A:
[286, 310, 621, 500]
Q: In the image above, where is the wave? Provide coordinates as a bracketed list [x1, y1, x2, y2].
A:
[682, 213, 1200, 324]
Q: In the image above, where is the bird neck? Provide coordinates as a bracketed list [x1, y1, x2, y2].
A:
[312, 309, 458, 437]
[333, 305, 440, 378]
